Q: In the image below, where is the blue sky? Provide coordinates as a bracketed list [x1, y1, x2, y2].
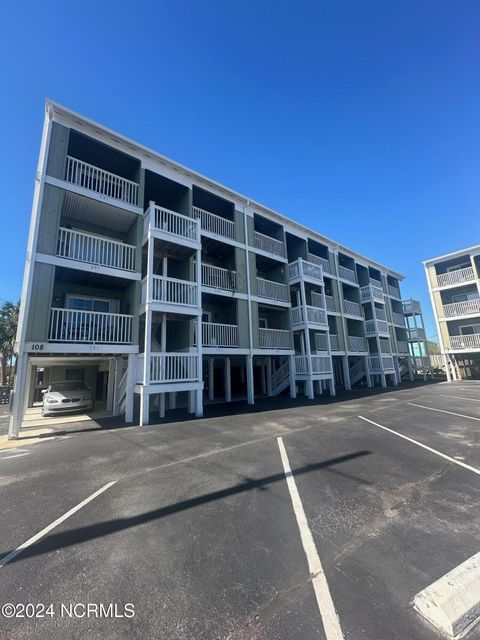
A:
[1, 1, 479, 340]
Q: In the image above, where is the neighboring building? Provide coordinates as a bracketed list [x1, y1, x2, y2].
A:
[10, 101, 417, 437]
[424, 245, 480, 380]
[402, 298, 431, 379]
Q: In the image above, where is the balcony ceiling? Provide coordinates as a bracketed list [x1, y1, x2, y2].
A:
[62, 192, 137, 233]
[54, 266, 131, 291]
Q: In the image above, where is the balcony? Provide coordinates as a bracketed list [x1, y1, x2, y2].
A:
[253, 231, 286, 259]
[407, 327, 426, 341]
[402, 299, 421, 315]
[365, 319, 389, 336]
[348, 336, 367, 352]
[396, 340, 410, 354]
[65, 156, 139, 207]
[194, 322, 239, 348]
[202, 264, 236, 292]
[258, 328, 292, 349]
[49, 308, 133, 344]
[324, 295, 336, 312]
[192, 206, 235, 241]
[338, 265, 357, 284]
[307, 252, 334, 275]
[388, 284, 401, 299]
[392, 311, 405, 326]
[288, 258, 323, 283]
[369, 356, 395, 372]
[330, 334, 341, 351]
[443, 299, 480, 318]
[256, 278, 289, 303]
[314, 333, 329, 351]
[437, 267, 475, 288]
[450, 334, 480, 350]
[138, 353, 199, 384]
[343, 300, 362, 317]
[142, 275, 198, 311]
[360, 283, 384, 303]
[57, 227, 136, 274]
[145, 203, 200, 246]
[294, 355, 332, 375]
[291, 306, 327, 329]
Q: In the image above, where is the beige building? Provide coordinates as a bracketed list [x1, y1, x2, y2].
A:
[424, 245, 480, 380]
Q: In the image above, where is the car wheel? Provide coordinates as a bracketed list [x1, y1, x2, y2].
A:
[41, 408, 47, 417]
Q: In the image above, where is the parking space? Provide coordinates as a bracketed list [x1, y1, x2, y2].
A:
[0, 381, 479, 639]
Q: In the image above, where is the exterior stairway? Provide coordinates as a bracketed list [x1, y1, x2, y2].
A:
[349, 359, 366, 386]
[271, 360, 290, 396]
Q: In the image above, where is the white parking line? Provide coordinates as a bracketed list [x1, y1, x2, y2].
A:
[438, 394, 480, 403]
[0, 481, 117, 568]
[0, 452, 30, 460]
[277, 436, 344, 640]
[407, 402, 480, 422]
[358, 416, 480, 476]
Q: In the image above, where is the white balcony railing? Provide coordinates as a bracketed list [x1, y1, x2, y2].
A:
[256, 277, 289, 302]
[402, 299, 421, 315]
[369, 356, 395, 371]
[57, 227, 136, 272]
[348, 336, 367, 352]
[376, 308, 387, 321]
[307, 253, 333, 275]
[288, 258, 323, 283]
[396, 340, 410, 354]
[65, 156, 139, 206]
[202, 263, 236, 291]
[338, 264, 357, 283]
[291, 306, 327, 327]
[49, 308, 133, 344]
[192, 206, 235, 240]
[329, 334, 340, 351]
[294, 355, 332, 374]
[407, 327, 426, 341]
[258, 328, 292, 349]
[147, 204, 199, 243]
[450, 334, 480, 350]
[253, 231, 286, 258]
[194, 322, 239, 348]
[365, 319, 389, 335]
[143, 275, 198, 307]
[388, 284, 401, 299]
[141, 353, 199, 384]
[443, 299, 480, 318]
[343, 299, 362, 317]
[360, 284, 384, 303]
[392, 311, 405, 326]
[314, 333, 329, 352]
[437, 267, 475, 288]
[324, 295, 336, 312]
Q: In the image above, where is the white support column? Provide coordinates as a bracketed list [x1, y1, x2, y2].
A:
[112, 357, 123, 416]
[443, 353, 452, 382]
[141, 233, 154, 426]
[246, 355, 254, 404]
[125, 353, 136, 423]
[364, 355, 373, 388]
[195, 388, 203, 417]
[159, 394, 165, 418]
[266, 357, 272, 396]
[328, 377, 336, 396]
[342, 355, 351, 391]
[300, 278, 314, 400]
[8, 352, 28, 439]
[208, 358, 215, 401]
[188, 390, 195, 414]
[195, 241, 203, 419]
[23, 361, 33, 411]
[169, 392, 176, 410]
[224, 357, 231, 403]
[106, 358, 115, 413]
[288, 355, 296, 398]
[392, 358, 400, 386]
[140, 388, 149, 426]
[407, 356, 414, 381]
[380, 373, 387, 388]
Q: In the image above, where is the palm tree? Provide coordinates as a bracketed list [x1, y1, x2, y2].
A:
[0, 301, 20, 385]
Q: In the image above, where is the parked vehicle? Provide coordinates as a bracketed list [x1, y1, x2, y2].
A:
[42, 381, 94, 417]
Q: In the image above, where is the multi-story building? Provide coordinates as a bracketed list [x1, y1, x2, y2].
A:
[424, 245, 480, 380]
[9, 101, 415, 437]
[402, 298, 431, 379]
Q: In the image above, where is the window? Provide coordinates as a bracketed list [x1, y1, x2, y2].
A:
[451, 292, 479, 303]
[446, 262, 471, 272]
[66, 295, 119, 313]
[259, 318, 268, 328]
[459, 324, 480, 336]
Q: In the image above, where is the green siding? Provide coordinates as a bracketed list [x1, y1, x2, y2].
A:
[46, 123, 69, 180]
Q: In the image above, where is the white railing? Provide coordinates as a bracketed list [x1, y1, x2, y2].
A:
[253, 231, 286, 258]
[144, 353, 199, 383]
[382, 356, 395, 369]
[392, 311, 405, 326]
[195, 322, 239, 348]
[145, 275, 197, 306]
[294, 355, 331, 374]
[407, 327, 426, 341]
[369, 355, 395, 371]
[365, 319, 389, 335]
[307, 253, 333, 275]
[192, 206, 235, 240]
[348, 336, 367, 352]
[202, 263, 236, 291]
[287, 258, 323, 282]
[272, 361, 289, 388]
[338, 264, 357, 283]
[57, 227, 136, 272]
[450, 334, 480, 350]
[314, 333, 329, 352]
[65, 156, 139, 206]
[396, 340, 409, 354]
[360, 284, 384, 302]
[443, 299, 480, 318]
[49, 308, 133, 344]
[149, 204, 199, 242]
[258, 328, 292, 349]
[343, 299, 362, 316]
[311, 291, 325, 308]
[402, 299, 421, 315]
[324, 295, 336, 312]
[376, 308, 387, 321]
[291, 306, 327, 327]
[388, 284, 401, 299]
[329, 334, 340, 351]
[437, 267, 475, 287]
[256, 277, 289, 302]
[349, 359, 365, 384]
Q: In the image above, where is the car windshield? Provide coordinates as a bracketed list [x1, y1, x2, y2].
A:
[49, 381, 88, 392]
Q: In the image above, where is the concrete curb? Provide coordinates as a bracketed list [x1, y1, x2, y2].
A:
[414, 551, 480, 638]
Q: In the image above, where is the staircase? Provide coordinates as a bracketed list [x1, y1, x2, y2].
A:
[271, 361, 290, 396]
[349, 359, 366, 386]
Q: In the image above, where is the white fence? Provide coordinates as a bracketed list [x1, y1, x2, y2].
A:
[450, 334, 480, 350]
[253, 231, 286, 258]
[368, 356, 395, 371]
[195, 322, 239, 348]
[343, 299, 362, 316]
[49, 308, 133, 343]
[443, 299, 480, 318]
[329, 334, 340, 351]
[145, 353, 199, 383]
[338, 265, 357, 283]
[360, 284, 384, 302]
[258, 328, 291, 349]
[294, 355, 331, 374]
[149, 204, 199, 242]
[392, 311, 405, 326]
[146, 275, 198, 306]
[256, 278, 289, 302]
[396, 340, 409, 354]
[307, 252, 333, 275]
[348, 336, 367, 352]
[388, 284, 401, 299]
[202, 263, 236, 291]
[437, 267, 475, 287]
[291, 306, 327, 327]
[192, 206, 235, 240]
[314, 333, 329, 352]
[57, 227, 136, 272]
[65, 156, 139, 206]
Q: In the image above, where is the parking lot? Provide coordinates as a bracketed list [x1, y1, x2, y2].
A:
[0, 380, 479, 639]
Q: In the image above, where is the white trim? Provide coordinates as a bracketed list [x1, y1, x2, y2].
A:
[35, 252, 141, 281]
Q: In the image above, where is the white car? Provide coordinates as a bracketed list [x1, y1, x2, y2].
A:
[42, 381, 94, 417]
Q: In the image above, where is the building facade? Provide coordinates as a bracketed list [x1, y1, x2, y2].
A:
[9, 101, 417, 437]
[424, 245, 480, 380]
